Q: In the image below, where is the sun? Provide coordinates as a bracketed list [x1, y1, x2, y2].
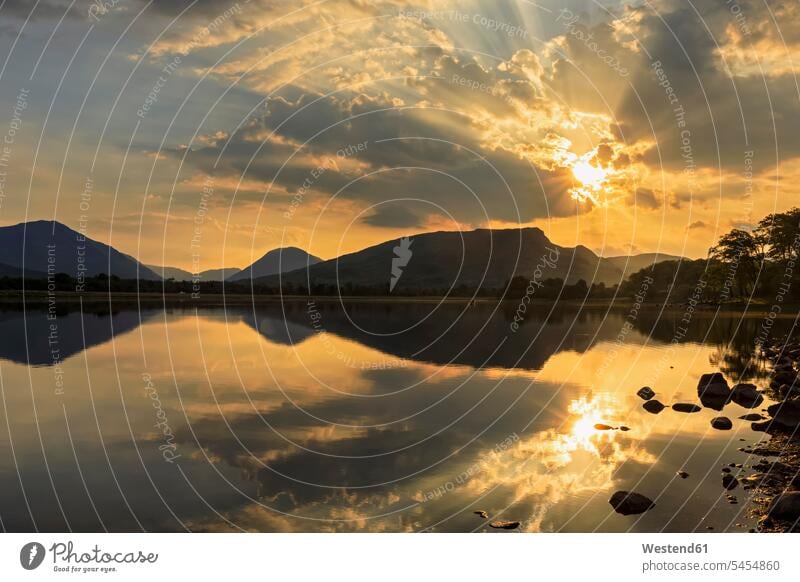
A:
[571, 160, 608, 190]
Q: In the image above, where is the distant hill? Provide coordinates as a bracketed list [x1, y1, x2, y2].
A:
[146, 265, 241, 282]
[228, 247, 322, 282]
[253, 228, 682, 291]
[0, 262, 46, 279]
[0, 220, 160, 280]
[604, 253, 682, 280]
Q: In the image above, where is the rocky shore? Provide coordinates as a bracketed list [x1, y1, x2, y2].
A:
[612, 337, 800, 531]
[743, 339, 800, 532]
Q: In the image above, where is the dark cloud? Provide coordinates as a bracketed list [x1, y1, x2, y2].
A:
[545, 0, 799, 175]
[162, 89, 582, 224]
[613, 0, 795, 173]
[133, 0, 239, 17]
[361, 205, 428, 229]
[0, 0, 76, 20]
[628, 187, 660, 209]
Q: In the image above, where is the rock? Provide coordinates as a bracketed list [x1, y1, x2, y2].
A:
[489, 520, 520, 530]
[619, 426, 630, 431]
[643, 400, 665, 414]
[474, 510, 488, 519]
[698, 373, 730, 399]
[722, 467, 731, 473]
[672, 403, 702, 413]
[768, 492, 800, 522]
[677, 471, 689, 479]
[711, 417, 733, 430]
[778, 384, 800, 399]
[751, 447, 781, 457]
[594, 423, 615, 431]
[739, 413, 764, 421]
[766, 398, 800, 431]
[697, 373, 731, 410]
[722, 474, 739, 490]
[698, 372, 727, 387]
[699, 393, 728, 411]
[730, 383, 764, 408]
[609, 491, 655, 515]
[773, 371, 798, 386]
[637, 386, 656, 400]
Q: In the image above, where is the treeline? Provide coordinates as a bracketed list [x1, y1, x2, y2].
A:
[3, 208, 797, 303]
[0, 273, 604, 298]
[622, 207, 800, 303]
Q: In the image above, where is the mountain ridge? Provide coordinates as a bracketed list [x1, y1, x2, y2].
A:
[0, 220, 161, 280]
[228, 246, 323, 281]
[252, 227, 680, 290]
[0, 221, 683, 289]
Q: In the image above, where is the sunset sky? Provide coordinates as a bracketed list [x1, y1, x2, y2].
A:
[0, 0, 796, 270]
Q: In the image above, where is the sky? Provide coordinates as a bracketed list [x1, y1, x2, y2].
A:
[0, 0, 796, 271]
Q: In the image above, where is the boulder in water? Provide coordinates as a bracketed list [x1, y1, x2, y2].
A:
[730, 384, 763, 408]
[489, 520, 520, 530]
[711, 417, 733, 430]
[766, 398, 800, 431]
[722, 474, 739, 490]
[698, 373, 730, 398]
[739, 413, 764, 421]
[637, 387, 656, 400]
[609, 491, 655, 515]
[673, 403, 702, 413]
[643, 400, 665, 414]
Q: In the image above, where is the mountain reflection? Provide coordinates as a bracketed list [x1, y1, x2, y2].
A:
[0, 307, 154, 366]
[0, 301, 791, 532]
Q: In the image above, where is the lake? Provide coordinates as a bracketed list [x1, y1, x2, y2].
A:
[0, 299, 790, 532]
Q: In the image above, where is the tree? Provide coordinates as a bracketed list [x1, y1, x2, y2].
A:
[708, 229, 763, 298]
[756, 207, 800, 262]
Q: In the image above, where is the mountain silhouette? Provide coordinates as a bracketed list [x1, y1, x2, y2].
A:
[0, 220, 160, 280]
[228, 246, 322, 282]
[604, 252, 681, 280]
[0, 262, 46, 278]
[253, 227, 678, 290]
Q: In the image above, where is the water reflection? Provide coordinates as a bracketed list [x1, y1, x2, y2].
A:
[0, 301, 791, 532]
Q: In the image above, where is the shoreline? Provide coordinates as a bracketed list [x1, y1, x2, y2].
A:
[743, 339, 800, 532]
[2, 290, 800, 314]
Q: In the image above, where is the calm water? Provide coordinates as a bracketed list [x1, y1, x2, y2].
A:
[0, 300, 790, 532]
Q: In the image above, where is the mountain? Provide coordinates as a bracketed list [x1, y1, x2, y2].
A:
[252, 228, 681, 291]
[201, 268, 242, 281]
[604, 253, 682, 280]
[146, 265, 241, 282]
[0, 262, 46, 278]
[228, 247, 322, 281]
[0, 220, 161, 280]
